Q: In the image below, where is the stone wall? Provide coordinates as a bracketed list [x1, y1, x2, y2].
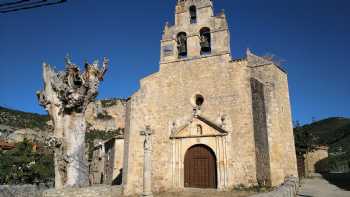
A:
[304, 146, 329, 175]
[249, 50, 298, 186]
[250, 177, 299, 197]
[122, 53, 258, 195]
[42, 185, 121, 197]
[122, 0, 297, 195]
[113, 138, 124, 185]
[117, 0, 298, 195]
[251, 78, 270, 186]
[90, 138, 124, 186]
[86, 99, 128, 132]
[0, 184, 51, 197]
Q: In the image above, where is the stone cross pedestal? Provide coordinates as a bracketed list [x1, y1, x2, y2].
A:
[140, 126, 153, 197]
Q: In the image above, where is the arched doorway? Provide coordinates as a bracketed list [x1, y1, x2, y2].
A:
[184, 144, 217, 188]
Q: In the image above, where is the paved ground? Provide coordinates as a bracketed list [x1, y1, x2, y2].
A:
[297, 176, 350, 197]
[321, 173, 350, 191]
[154, 188, 255, 197]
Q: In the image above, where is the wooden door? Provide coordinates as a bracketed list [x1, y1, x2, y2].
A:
[184, 145, 217, 188]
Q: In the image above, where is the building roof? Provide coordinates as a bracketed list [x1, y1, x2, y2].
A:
[0, 140, 16, 150]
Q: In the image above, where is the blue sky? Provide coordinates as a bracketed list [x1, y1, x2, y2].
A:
[0, 0, 349, 124]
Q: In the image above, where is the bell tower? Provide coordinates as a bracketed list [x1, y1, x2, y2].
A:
[175, 0, 214, 26]
[160, 0, 231, 64]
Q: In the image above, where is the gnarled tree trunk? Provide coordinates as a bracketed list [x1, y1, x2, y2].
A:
[37, 55, 108, 188]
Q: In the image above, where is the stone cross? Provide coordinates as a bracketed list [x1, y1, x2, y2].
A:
[140, 126, 153, 197]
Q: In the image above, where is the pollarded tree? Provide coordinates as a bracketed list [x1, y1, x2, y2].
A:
[37, 55, 108, 188]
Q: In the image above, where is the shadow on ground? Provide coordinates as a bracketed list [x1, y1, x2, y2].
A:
[321, 173, 350, 191]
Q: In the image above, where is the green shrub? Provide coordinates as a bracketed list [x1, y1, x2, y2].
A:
[0, 139, 54, 184]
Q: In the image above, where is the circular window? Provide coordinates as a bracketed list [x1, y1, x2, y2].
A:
[194, 94, 204, 107]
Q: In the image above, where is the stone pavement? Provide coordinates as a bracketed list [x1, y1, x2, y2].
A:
[153, 188, 255, 197]
[297, 176, 350, 197]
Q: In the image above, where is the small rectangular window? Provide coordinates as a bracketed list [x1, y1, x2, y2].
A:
[190, 6, 197, 24]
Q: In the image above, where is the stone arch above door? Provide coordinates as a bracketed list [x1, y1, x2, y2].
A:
[169, 114, 230, 190]
[170, 136, 229, 190]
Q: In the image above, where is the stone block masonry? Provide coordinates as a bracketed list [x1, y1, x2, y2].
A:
[123, 0, 298, 195]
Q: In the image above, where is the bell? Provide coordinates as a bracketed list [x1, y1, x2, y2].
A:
[200, 40, 210, 49]
[177, 35, 187, 56]
[200, 36, 211, 53]
[178, 45, 187, 56]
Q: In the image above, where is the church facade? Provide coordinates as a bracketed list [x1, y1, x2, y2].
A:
[91, 0, 298, 195]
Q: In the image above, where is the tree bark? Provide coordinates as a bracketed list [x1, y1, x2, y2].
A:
[37, 55, 108, 188]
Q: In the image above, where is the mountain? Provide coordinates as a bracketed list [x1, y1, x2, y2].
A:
[294, 117, 350, 163]
[0, 106, 51, 143]
[2, 105, 349, 158]
[0, 106, 49, 130]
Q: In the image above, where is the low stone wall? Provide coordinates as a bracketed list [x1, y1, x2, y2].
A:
[42, 185, 122, 197]
[250, 177, 299, 197]
[0, 184, 51, 197]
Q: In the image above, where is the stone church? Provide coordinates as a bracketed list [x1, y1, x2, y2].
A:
[88, 0, 298, 196]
